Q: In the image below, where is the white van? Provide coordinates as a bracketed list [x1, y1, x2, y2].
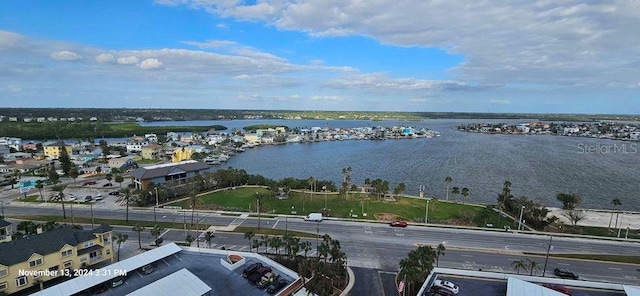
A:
[304, 213, 323, 222]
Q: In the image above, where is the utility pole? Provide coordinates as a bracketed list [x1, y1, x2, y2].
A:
[155, 187, 159, 207]
[518, 206, 525, 231]
[316, 221, 320, 258]
[90, 203, 94, 230]
[542, 235, 553, 277]
[425, 199, 430, 224]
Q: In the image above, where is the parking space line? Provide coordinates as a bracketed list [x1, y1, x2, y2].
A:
[162, 258, 171, 267]
[272, 219, 279, 229]
[173, 254, 183, 261]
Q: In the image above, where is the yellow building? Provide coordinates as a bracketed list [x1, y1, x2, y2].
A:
[171, 147, 195, 163]
[43, 144, 72, 159]
[0, 224, 113, 295]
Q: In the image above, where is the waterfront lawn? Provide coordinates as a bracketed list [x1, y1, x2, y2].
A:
[170, 187, 513, 227]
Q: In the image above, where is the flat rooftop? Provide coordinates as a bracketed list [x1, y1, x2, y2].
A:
[34, 244, 299, 296]
[420, 268, 633, 296]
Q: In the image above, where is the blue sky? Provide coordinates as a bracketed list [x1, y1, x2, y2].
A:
[1, 0, 639, 113]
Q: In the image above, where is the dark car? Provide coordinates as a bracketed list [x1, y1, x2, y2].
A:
[542, 284, 572, 295]
[111, 276, 125, 288]
[103, 183, 113, 187]
[84, 196, 93, 202]
[141, 264, 154, 274]
[243, 262, 263, 278]
[89, 283, 109, 294]
[390, 221, 408, 227]
[554, 268, 579, 280]
[427, 286, 456, 296]
[109, 190, 120, 196]
[266, 278, 288, 294]
[82, 181, 97, 186]
[248, 266, 272, 284]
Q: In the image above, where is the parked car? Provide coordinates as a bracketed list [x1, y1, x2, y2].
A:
[433, 279, 459, 295]
[257, 272, 279, 289]
[111, 276, 125, 288]
[390, 221, 408, 227]
[542, 284, 572, 295]
[141, 264, 154, 274]
[67, 195, 77, 201]
[89, 283, 109, 294]
[84, 196, 92, 202]
[109, 191, 120, 196]
[95, 194, 103, 201]
[554, 268, 579, 280]
[248, 266, 272, 284]
[82, 181, 97, 186]
[427, 286, 456, 296]
[243, 262, 263, 278]
[103, 183, 113, 187]
[266, 278, 288, 294]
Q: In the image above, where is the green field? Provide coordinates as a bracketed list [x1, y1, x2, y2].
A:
[169, 187, 512, 228]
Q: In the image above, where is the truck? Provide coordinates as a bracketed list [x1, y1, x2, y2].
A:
[304, 213, 323, 222]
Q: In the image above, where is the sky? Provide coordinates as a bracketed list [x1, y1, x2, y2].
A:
[0, 0, 639, 114]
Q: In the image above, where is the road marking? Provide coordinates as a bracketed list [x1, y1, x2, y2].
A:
[461, 254, 474, 257]
[608, 267, 622, 270]
[173, 254, 183, 261]
[364, 226, 372, 234]
[272, 219, 279, 229]
[239, 246, 248, 251]
[161, 258, 171, 267]
[158, 229, 170, 238]
[557, 263, 570, 266]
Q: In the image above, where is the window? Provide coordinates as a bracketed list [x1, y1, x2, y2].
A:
[103, 236, 110, 243]
[0, 268, 7, 278]
[61, 249, 73, 257]
[83, 241, 94, 248]
[15, 276, 27, 287]
[0, 281, 7, 290]
[48, 266, 59, 272]
[63, 261, 72, 269]
[80, 256, 87, 262]
[106, 249, 111, 255]
[29, 258, 43, 268]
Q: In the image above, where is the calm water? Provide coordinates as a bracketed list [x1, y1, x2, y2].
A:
[140, 119, 640, 210]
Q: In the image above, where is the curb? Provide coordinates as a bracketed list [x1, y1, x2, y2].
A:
[340, 265, 355, 296]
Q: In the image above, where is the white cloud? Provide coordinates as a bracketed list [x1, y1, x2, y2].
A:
[232, 74, 250, 80]
[140, 58, 163, 70]
[0, 30, 25, 49]
[117, 56, 139, 65]
[489, 99, 511, 105]
[182, 40, 237, 48]
[95, 53, 115, 63]
[232, 48, 287, 63]
[325, 73, 475, 92]
[409, 98, 426, 103]
[50, 50, 82, 61]
[310, 95, 348, 102]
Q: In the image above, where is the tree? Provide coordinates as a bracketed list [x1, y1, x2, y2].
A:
[609, 198, 622, 229]
[511, 259, 527, 275]
[132, 224, 145, 249]
[300, 241, 312, 258]
[204, 231, 215, 248]
[244, 231, 255, 252]
[185, 234, 194, 246]
[113, 233, 128, 262]
[105, 173, 113, 184]
[188, 184, 201, 225]
[68, 167, 79, 184]
[35, 180, 44, 201]
[444, 176, 452, 201]
[59, 146, 72, 175]
[461, 187, 469, 204]
[150, 224, 165, 246]
[563, 210, 585, 226]
[260, 235, 269, 253]
[95, 166, 102, 175]
[255, 192, 265, 229]
[497, 180, 513, 212]
[436, 243, 446, 267]
[115, 175, 124, 188]
[399, 245, 437, 295]
[527, 259, 540, 276]
[117, 187, 133, 222]
[556, 193, 581, 210]
[393, 183, 406, 200]
[50, 184, 67, 219]
[48, 163, 59, 185]
[451, 187, 460, 202]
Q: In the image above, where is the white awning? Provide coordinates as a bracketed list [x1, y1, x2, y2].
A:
[33, 243, 182, 296]
[126, 268, 211, 296]
[624, 285, 640, 296]
[506, 277, 567, 296]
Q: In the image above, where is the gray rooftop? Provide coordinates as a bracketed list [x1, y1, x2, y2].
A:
[129, 160, 211, 180]
[0, 219, 10, 228]
[0, 224, 112, 266]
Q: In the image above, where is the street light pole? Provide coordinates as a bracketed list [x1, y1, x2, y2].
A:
[425, 199, 430, 224]
[542, 235, 553, 277]
[154, 187, 159, 207]
[518, 206, 525, 231]
[316, 221, 320, 258]
[90, 203, 94, 230]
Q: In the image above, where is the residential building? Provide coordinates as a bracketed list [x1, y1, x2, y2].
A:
[172, 147, 195, 163]
[0, 224, 113, 295]
[0, 219, 11, 243]
[0, 137, 21, 151]
[107, 156, 137, 170]
[0, 146, 9, 158]
[141, 144, 163, 160]
[126, 142, 147, 153]
[129, 160, 212, 190]
[43, 143, 72, 159]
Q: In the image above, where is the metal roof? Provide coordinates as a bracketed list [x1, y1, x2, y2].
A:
[32, 243, 182, 296]
[506, 277, 567, 296]
[624, 285, 640, 296]
[126, 268, 211, 296]
[129, 160, 211, 180]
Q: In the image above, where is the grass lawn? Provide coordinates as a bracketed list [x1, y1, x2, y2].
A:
[557, 224, 640, 239]
[169, 187, 513, 227]
[524, 252, 640, 264]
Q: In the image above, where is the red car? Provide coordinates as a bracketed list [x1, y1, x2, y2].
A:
[82, 181, 97, 186]
[542, 284, 571, 295]
[390, 221, 408, 227]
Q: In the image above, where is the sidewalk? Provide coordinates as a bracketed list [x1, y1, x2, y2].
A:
[548, 207, 640, 229]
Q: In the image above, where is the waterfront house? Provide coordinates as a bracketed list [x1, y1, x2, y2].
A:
[172, 146, 195, 162]
[107, 156, 137, 170]
[129, 160, 212, 190]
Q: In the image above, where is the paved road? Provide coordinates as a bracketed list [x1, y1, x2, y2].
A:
[3, 204, 640, 286]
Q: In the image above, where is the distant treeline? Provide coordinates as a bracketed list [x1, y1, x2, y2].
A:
[0, 121, 225, 140]
[0, 107, 638, 122]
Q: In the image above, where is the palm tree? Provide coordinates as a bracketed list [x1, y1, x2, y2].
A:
[188, 185, 201, 225]
[118, 187, 133, 222]
[436, 243, 446, 267]
[461, 188, 469, 204]
[204, 231, 214, 248]
[609, 198, 622, 229]
[244, 231, 255, 252]
[150, 224, 164, 246]
[511, 259, 527, 275]
[527, 259, 540, 276]
[451, 187, 460, 202]
[444, 176, 452, 201]
[260, 235, 269, 253]
[300, 241, 312, 258]
[270, 236, 283, 256]
[115, 175, 124, 188]
[50, 184, 67, 219]
[132, 224, 145, 249]
[35, 180, 44, 201]
[255, 192, 265, 229]
[68, 167, 79, 184]
[113, 233, 128, 262]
